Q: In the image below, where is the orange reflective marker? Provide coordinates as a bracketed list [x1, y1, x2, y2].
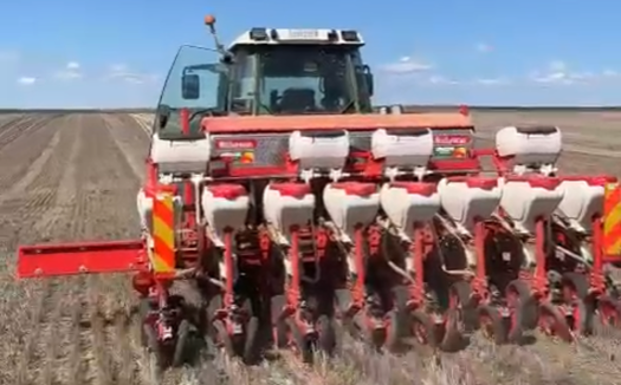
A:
[604, 182, 621, 256]
[151, 191, 175, 277]
[204, 14, 216, 26]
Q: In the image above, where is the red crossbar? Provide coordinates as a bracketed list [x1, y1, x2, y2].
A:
[17, 239, 145, 278]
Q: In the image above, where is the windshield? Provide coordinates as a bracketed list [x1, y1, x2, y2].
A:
[231, 45, 371, 115]
[155, 44, 373, 139]
[156, 45, 222, 138]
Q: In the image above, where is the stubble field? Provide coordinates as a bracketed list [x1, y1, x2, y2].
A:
[0, 110, 621, 385]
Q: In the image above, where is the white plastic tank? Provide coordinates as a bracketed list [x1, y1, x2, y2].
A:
[323, 182, 380, 241]
[556, 176, 613, 233]
[500, 176, 564, 234]
[438, 177, 502, 234]
[495, 126, 562, 165]
[288, 130, 350, 170]
[136, 188, 183, 234]
[390, 105, 404, 114]
[263, 182, 315, 237]
[201, 184, 249, 244]
[371, 128, 434, 168]
[379, 182, 440, 237]
[150, 132, 212, 173]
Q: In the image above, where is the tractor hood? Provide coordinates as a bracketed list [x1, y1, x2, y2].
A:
[201, 113, 472, 134]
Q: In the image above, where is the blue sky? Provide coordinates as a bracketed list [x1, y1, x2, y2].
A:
[1, 0, 619, 108]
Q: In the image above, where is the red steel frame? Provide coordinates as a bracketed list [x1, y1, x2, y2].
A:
[474, 148, 617, 303]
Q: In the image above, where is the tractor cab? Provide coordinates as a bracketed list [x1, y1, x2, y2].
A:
[155, 21, 375, 139]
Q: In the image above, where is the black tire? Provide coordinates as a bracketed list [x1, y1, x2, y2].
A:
[561, 272, 594, 335]
[286, 318, 315, 364]
[138, 298, 152, 347]
[538, 301, 573, 342]
[213, 319, 235, 357]
[334, 288, 353, 317]
[562, 272, 590, 299]
[242, 316, 261, 364]
[506, 279, 538, 330]
[143, 323, 165, 381]
[410, 309, 439, 348]
[478, 305, 508, 345]
[449, 280, 477, 333]
[596, 294, 621, 329]
[270, 295, 288, 348]
[385, 309, 405, 353]
[172, 319, 191, 367]
[206, 295, 223, 325]
[572, 298, 593, 336]
[440, 308, 465, 352]
[201, 332, 218, 361]
[385, 286, 409, 353]
[316, 315, 339, 356]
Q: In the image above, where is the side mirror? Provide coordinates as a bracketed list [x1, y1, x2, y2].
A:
[182, 74, 200, 99]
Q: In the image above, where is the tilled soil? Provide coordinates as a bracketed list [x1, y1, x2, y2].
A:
[0, 111, 620, 385]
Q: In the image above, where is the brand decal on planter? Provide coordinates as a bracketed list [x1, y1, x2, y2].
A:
[215, 139, 257, 150]
[434, 135, 471, 145]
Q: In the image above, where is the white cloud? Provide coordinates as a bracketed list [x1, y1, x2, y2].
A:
[427, 75, 458, 85]
[54, 61, 82, 80]
[106, 63, 159, 84]
[475, 77, 511, 86]
[17, 76, 36, 85]
[475, 43, 492, 53]
[529, 60, 614, 85]
[603, 69, 618, 77]
[382, 56, 621, 91]
[380, 56, 433, 74]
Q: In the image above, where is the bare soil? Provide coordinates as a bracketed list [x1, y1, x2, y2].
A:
[0, 111, 620, 385]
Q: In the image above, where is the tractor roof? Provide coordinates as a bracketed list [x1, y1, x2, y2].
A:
[228, 28, 365, 50]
